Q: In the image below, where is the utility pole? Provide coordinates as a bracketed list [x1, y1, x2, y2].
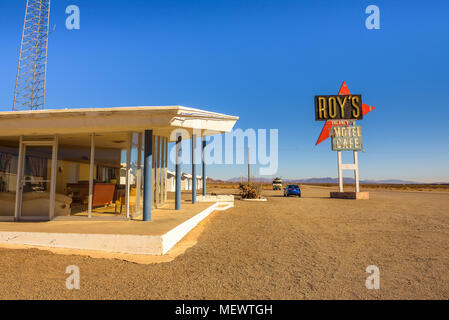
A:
[247, 146, 250, 184]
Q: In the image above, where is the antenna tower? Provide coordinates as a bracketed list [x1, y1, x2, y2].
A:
[13, 0, 51, 111]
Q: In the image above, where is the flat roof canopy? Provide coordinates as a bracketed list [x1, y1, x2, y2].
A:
[0, 106, 239, 140]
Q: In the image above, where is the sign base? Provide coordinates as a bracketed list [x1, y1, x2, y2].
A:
[330, 192, 370, 200]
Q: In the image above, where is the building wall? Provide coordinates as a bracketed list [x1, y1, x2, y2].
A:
[166, 177, 175, 192]
[165, 176, 202, 192]
[79, 163, 93, 181]
[55, 161, 97, 195]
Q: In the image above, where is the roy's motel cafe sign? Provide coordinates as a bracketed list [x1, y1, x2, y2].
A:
[314, 81, 376, 197]
[314, 81, 375, 147]
[315, 94, 364, 151]
[331, 125, 363, 151]
[315, 94, 363, 121]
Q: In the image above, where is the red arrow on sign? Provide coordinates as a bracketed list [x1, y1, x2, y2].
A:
[315, 81, 375, 145]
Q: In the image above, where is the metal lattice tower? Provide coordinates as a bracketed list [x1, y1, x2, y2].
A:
[13, 0, 51, 111]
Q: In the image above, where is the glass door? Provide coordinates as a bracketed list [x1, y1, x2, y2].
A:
[17, 139, 57, 221]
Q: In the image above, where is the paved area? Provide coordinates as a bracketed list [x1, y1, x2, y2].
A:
[0, 186, 448, 299]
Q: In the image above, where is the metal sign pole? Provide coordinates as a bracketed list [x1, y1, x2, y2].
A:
[337, 151, 343, 192]
[353, 150, 360, 192]
[247, 146, 250, 183]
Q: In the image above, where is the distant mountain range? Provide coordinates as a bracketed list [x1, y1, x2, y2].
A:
[222, 177, 440, 184]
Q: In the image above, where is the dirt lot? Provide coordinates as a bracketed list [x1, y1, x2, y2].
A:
[0, 185, 448, 299]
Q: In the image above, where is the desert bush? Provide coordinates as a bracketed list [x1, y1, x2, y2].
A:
[239, 183, 262, 199]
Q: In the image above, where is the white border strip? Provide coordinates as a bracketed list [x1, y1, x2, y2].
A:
[0, 202, 233, 255]
[161, 203, 219, 254]
[0, 231, 163, 255]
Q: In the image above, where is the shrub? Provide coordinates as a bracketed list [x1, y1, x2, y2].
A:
[239, 183, 262, 199]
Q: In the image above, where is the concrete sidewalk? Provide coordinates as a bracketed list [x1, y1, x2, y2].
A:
[0, 199, 233, 255]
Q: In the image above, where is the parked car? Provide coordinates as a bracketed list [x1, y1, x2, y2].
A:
[284, 184, 301, 197]
[272, 177, 283, 190]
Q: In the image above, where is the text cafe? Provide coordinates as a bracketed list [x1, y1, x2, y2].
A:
[331, 125, 363, 151]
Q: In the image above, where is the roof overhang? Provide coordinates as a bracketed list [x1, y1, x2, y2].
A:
[0, 106, 239, 140]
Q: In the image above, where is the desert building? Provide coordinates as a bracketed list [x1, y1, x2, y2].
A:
[166, 171, 203, 192]
[0, 106, 238, 222]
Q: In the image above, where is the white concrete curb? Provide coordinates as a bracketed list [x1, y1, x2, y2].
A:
[0, 202, 233, 255]
[241, 198, 268, 202]
[0, 231, 164, 255]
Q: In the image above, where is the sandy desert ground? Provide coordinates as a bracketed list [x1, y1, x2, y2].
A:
[0, 185, 448, 300]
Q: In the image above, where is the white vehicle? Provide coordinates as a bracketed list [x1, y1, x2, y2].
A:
[272, 178, 283, 190]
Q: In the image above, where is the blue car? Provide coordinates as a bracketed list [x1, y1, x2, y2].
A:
[284, 184, 301, 197]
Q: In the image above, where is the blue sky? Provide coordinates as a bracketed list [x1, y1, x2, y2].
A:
[0, 0, 448, 182]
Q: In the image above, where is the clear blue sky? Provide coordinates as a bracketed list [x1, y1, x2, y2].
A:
[0, 0, 448, 182]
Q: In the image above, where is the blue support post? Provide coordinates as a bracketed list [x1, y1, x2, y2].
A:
[143, 130, 153, 221]
[192, 134, 197, 204]
[202, 137, 206, 196]
[175, 134, 182, 210]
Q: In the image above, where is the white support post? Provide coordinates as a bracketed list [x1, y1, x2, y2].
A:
[49, 135, 58, 220]
[164, 137, 168, 203]
[353, 151, 360, 193]
[161, 137, 166, 205]
[337, 151, 343, 192]
[162, 138, 168, 204]
[156, 136, 161, 207]
[160, 137, 163, 204]
[88, 133, 95, 218]
[152, 135, 156, 207]
[159, 137, 163, 205]
[336, 150, 361, 194]
[14, 136, 24, 221]
[136, 133, 142, 216]
[125, 132, 132, 219]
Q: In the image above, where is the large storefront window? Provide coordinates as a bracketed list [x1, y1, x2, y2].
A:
[0, 139, 20, 218]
